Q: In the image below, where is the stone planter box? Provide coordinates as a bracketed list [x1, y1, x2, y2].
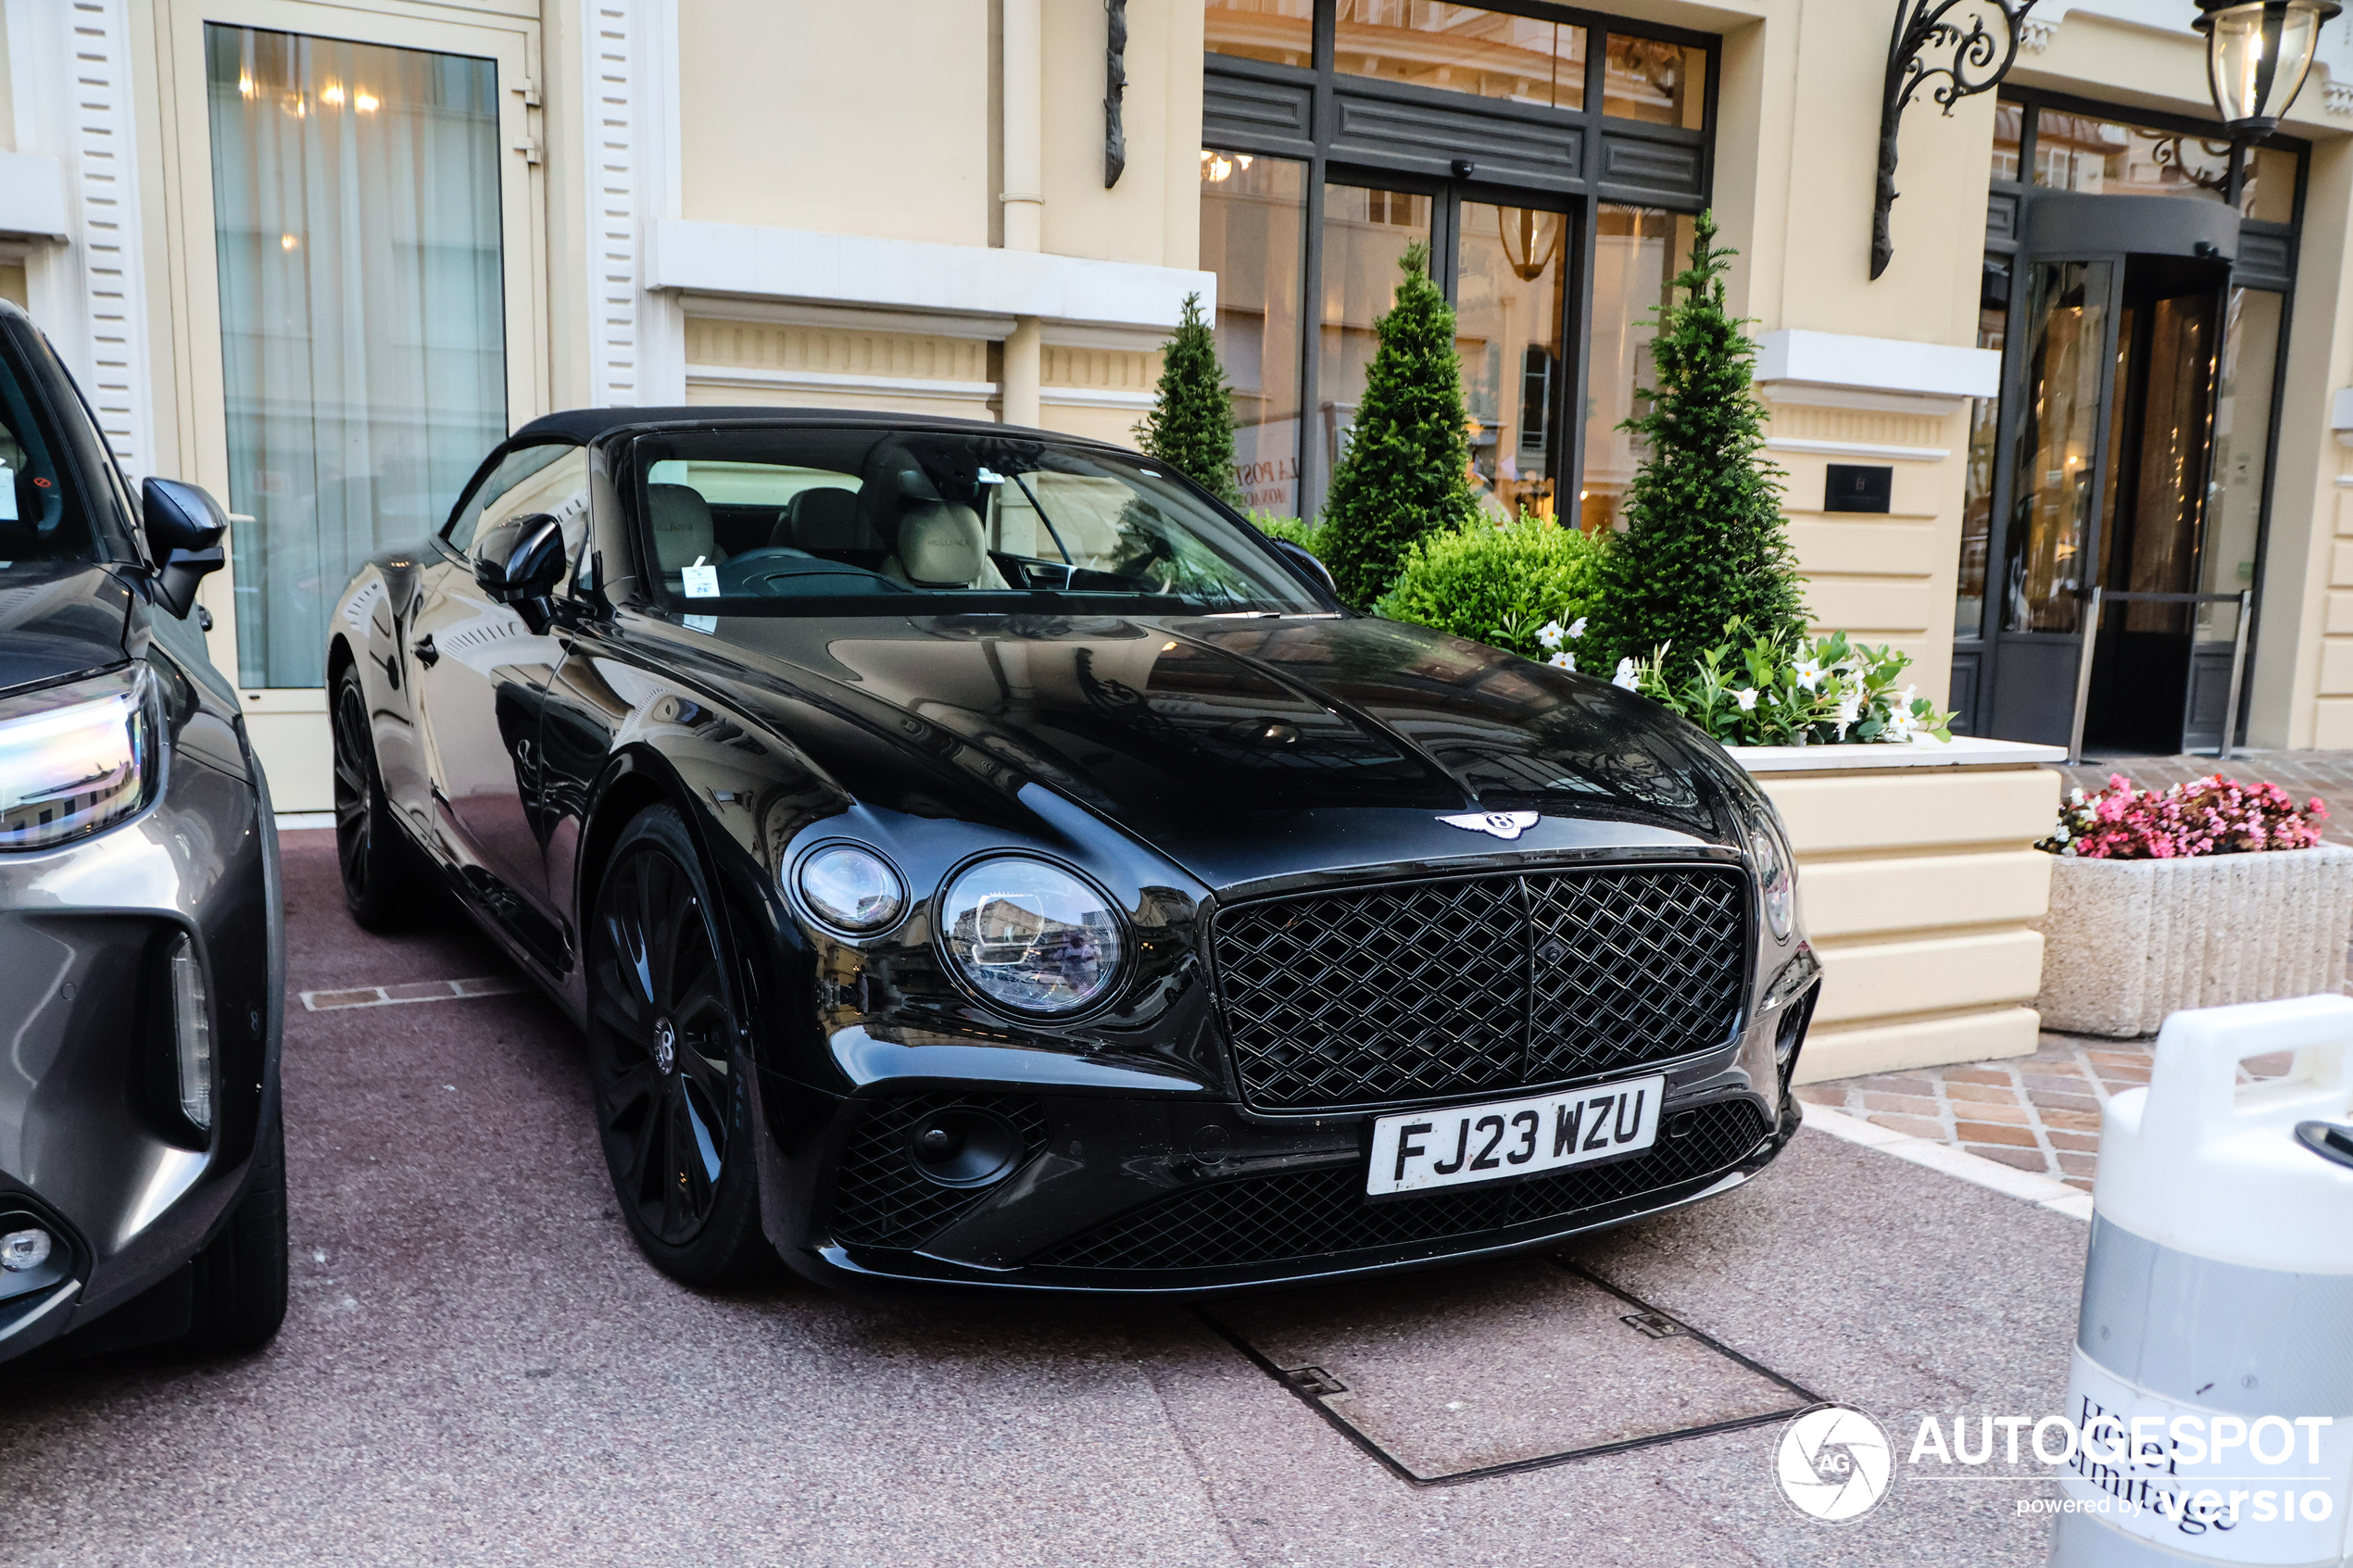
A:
[1733, 736, 2068, 1084]
[2035, 846, 2353, 1037]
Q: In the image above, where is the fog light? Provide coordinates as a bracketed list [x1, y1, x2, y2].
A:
[170, 932, 213, 1130]
[907, 1110, 1020, 1188]
[0, 1227, 50, 1272]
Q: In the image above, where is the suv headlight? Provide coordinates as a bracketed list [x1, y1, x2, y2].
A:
[1736, 791, 1797, 943]
[937, 856, 1126, 1016]
[0, 664, 157, 851]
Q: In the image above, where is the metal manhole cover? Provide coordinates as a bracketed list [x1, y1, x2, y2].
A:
[1201, 1256, 1817, 1486]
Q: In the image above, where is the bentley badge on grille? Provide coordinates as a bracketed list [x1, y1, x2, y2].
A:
[1439, 810, 1541, 840]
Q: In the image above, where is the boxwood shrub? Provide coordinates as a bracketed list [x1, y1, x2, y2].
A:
[1375, 518, 1603, 663]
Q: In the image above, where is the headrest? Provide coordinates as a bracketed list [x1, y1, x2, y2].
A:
[779, 486, 873, 551]
[893, 500, 988, 587]
[647, 483, 716, 567]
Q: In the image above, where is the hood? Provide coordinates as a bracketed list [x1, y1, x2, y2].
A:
[699, 611, 1736, 877]
[0, 562, 134, 698]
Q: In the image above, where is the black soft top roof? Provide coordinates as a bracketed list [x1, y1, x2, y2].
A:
[509, 406, 1107, 448]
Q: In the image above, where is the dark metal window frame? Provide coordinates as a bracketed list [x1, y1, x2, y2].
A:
[1956, 86, 2304, 745]
[1203, 0, 1719, 520]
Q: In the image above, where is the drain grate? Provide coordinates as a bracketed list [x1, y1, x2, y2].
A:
[1202, 1255, 1818, 1486]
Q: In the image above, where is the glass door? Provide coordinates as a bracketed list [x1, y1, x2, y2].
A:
[1453, 197, 1570, 521]
[160, 1, 544, 812]
[1308, 177, 1578, 522]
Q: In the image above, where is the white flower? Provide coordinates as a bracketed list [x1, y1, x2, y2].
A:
[1833, 691, 1862, 741]
[1793, 657, 1822, 692]
[1547, 651, 1576, 671]
[1536, 620, 1566, 650]
[2070, 787, 2086, 805]
[1884, 706, 1920, 742]
[1566, 616, 1588, 640]
[1613, 658, 1640, 691]
[1732, 686, 1759, 711]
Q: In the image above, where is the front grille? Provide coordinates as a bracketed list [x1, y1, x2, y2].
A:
[828, 1093, 1049, 1250]
[1033, 1098, 1770, 1273]
[1212, 865, 1747, 1111]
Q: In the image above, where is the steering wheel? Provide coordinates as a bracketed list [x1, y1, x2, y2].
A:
[713, 546, 813, 595]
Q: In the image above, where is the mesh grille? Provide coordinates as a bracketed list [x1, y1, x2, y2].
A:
[1213, 866, 1747, 1111]
[829, 1093, 1049, 1250]
[1033, 1098, 1770, 1273]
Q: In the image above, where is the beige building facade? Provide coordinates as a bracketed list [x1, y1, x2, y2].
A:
[0, 0, 2350, 809]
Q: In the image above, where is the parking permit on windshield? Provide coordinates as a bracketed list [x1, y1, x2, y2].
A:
[1367, 1073, 1665, 1197]
[682, 560, 719, 597]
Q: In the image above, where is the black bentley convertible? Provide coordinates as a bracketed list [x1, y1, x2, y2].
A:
[327, 408, 1818, 1293]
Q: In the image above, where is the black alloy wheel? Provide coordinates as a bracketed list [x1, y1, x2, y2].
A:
[331, 667, 415, 930]
[586, 804, 771, 1286]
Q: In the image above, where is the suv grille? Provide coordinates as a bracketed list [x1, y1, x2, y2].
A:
[1032, 1098, 1769, 1273]
[1211, 865, 1747, 1111]
[829, 1093, 1048, 1250]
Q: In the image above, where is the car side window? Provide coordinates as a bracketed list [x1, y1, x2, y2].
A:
[445, 443, 569, 556]
[472, 446, 591, 568]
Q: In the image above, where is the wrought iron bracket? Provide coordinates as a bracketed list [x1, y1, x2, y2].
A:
[1874, 0, 2039, 279]
[1105, 0, 1129, 188]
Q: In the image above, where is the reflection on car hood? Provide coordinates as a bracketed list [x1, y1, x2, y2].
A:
[710, 611, 1731, 852]
[0, 562, 133, 698]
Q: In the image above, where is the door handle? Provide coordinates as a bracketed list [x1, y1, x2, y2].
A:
[412, 633, 438, 668]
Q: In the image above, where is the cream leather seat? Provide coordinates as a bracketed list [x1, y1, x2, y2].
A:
[880, 500, 1008, 589]
[648, 483, 724, 571]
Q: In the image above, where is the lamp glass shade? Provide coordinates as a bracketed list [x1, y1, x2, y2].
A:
[2201, 0, 2334, 132]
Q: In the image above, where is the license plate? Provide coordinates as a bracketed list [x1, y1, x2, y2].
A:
[1365, 1074, 1666, 1198]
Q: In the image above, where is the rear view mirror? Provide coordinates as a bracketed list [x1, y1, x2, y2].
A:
[473, 511, 565, 633]
[1269, 538, 1338, 599]
[142, 478, 228, 619]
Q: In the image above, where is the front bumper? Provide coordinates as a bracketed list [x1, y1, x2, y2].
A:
[763, 972, 1816, 1295]
[0, 744, 281, 1360]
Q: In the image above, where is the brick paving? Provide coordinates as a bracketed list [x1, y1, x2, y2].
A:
[1798, 1035, 2298, 1190]
[1796, 1034, 2145, 1192]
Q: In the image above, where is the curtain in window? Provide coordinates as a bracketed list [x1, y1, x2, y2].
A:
[206, 24, 506, 689]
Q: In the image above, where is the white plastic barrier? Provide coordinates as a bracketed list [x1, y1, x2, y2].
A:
[2052, 995, 2353, 1567]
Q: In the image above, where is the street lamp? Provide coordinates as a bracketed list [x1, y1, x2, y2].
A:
[2195, 0, 2341, 135]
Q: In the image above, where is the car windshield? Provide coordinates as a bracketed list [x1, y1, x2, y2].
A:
[0, 333, 94, 570]
[629, 427, 1325, 616]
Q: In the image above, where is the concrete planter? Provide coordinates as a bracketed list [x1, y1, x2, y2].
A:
[2035, 846, 2353, 1038]
[1733, 736, 2067, 1084]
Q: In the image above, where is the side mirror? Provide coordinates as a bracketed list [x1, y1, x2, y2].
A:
[1269, 538, 1338, 599]
[473, 511, 565, 633]
[142, 478, 229, 619]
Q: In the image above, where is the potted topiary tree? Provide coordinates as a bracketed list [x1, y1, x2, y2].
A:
[1136, 292, 1242, 506]
[1320, 241, 1479, 608]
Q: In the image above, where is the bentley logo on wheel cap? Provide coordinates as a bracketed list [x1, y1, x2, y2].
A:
[652, 1018, 677, 1075]
[1440, 809, 1541, 841]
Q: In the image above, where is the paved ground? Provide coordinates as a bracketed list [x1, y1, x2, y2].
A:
[1798, 1035, 2149, 1192]
[0, 830, 2096, 1566]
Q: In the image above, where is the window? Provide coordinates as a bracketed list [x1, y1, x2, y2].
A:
[207, 24, 507, 691]
[1333, 2, 1586, 110]
[1201, 151, 1308, 517]
[1201, 2, 1716, 526]
[631, 428, 1327, 614]
[446, 445, 570, 556]
[472, 447, 589, 569]
[2032, 109, 2231, 203]
[1207, 0, 1315, 67]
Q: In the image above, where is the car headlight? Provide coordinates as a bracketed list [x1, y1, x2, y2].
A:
[1737, 791, 1797, 943]
[0, 664, 157, 852]
[937, 856, 1125, 1016]
[793, 843, 906, 934]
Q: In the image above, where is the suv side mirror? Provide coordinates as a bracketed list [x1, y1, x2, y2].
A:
[1269, 537, 1338, 599]
[142, 478, 229, 619]
[473, 511, 565, 633]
